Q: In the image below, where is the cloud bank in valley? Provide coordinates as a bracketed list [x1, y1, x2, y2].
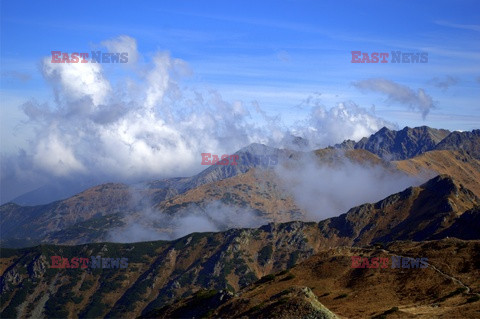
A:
[107, 200, 267, 242]
[0, 35, 397, 203]
[274, 152, 423, 220]
[106, 150, 425, 243]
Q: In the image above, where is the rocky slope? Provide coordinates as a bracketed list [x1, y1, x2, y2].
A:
[1, 175, 479, 318]
[395, 149, 480, 197]
[335, 126, 480, 163]
[0, 145, 288, 247]
[434, 129, 480, 159]
[0, 183, 135, 247]
[151, 239, 480, 318]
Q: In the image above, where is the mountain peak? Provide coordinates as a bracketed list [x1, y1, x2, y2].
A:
[348, 126, 452, 160]
[435, 129, 480, 159]
[421, 174, 457, 195]
[378, 126, 393, 133]
[238, 143, 276, 155]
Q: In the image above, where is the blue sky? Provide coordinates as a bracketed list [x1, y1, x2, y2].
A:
[2, 1, 480, 130]
[1, 0, 480, 201]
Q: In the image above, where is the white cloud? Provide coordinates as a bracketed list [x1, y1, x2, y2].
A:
[33, 132, 86, 176]
[101, 35, 139, 64]
[292, 100, 395, 147]
[144, 52, 172, 110]
[1, 36, 394, 203]
[42, 56, 111, 106]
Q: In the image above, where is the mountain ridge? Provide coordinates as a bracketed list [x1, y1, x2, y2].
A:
[2, 147, 479, 248]
[1, 174, 479, 318]
[335, 125, 451, 160]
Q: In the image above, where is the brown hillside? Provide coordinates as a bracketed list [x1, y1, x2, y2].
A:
[152, 239, 480, 318]
[157, 168, 305, 223]
[395, 150, 480, 197]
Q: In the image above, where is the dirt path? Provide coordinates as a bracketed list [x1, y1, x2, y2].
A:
[351, 246, 474, 295]
[381, 248, 472, 294]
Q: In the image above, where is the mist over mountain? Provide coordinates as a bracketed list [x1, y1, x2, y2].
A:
[1, 53, 394, 206]
[2, 126, 479, 248]
[5, 125, 471, 206]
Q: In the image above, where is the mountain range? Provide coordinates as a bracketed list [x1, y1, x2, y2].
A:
[335, 126, 480, 161]
[1, 126, 479, 318]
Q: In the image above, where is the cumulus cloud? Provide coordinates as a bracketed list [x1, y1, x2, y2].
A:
[291, 100, 396, 148]
[429, 75, 459, 91]
[42, 56, 111, 106]
[1, 35, 395, 204]
[13, 46, 259, 179]
[353, 78, 436, 119]
[0, 38, 265, 202]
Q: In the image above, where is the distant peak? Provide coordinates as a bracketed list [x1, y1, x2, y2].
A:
[378, 126, 392, 133]
[237, 143, 277, 155]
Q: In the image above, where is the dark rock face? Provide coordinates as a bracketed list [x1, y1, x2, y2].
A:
[351, 126, 451, 160]
[335, 126, 480, 161]
[435, 129, 480, 159]
[432, 206, 480, 240]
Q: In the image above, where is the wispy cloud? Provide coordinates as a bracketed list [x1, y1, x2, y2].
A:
[435, 20, 480, 32]
[353, 78, 436, 120]
[428, 75, 459, 91]
[1, 71, 32, 82]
